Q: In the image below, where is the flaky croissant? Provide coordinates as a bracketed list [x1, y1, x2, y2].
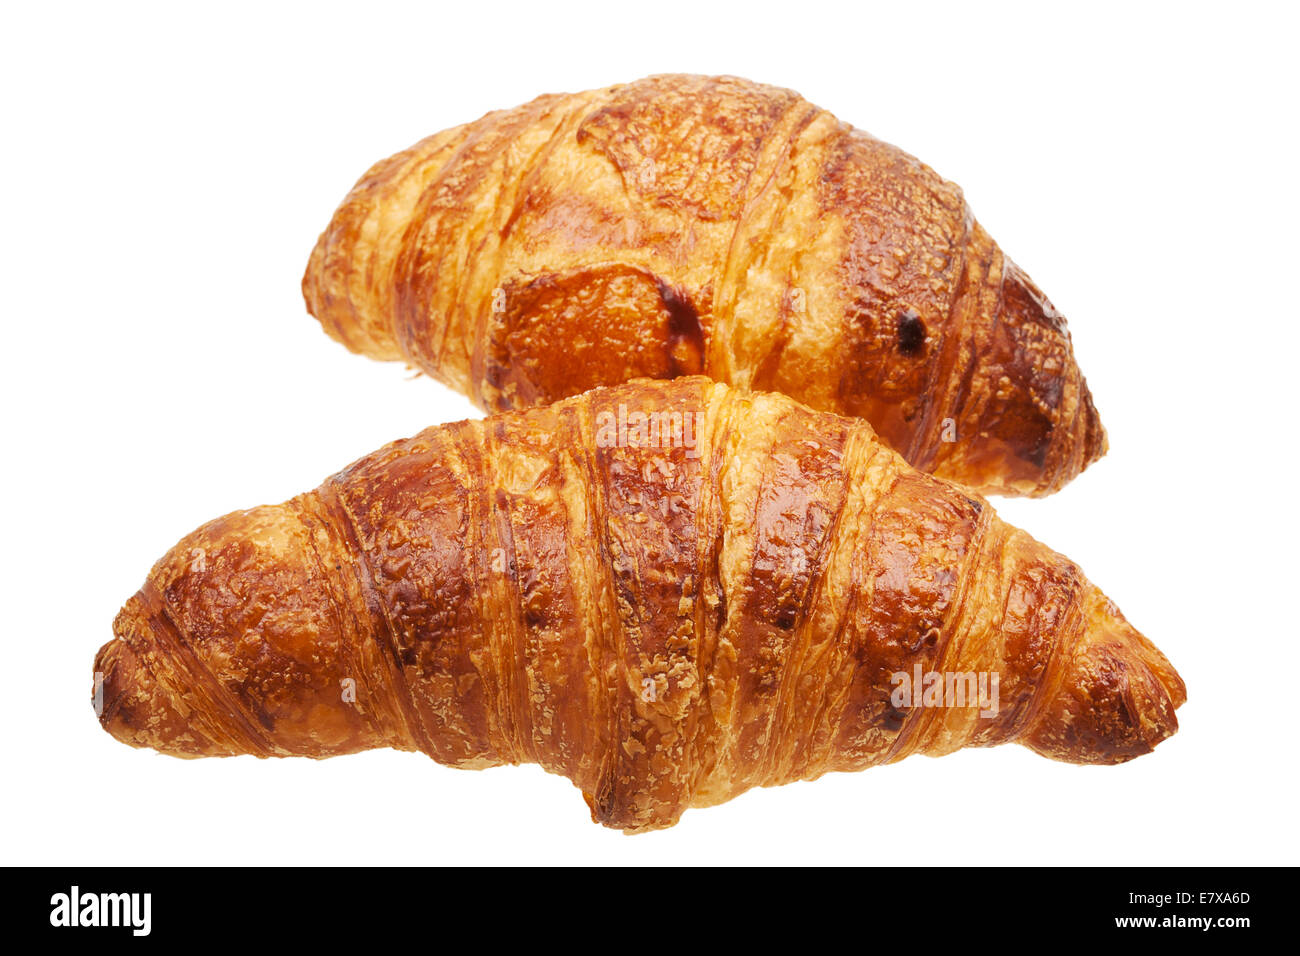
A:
[95, 378, 1181, 831]
[303, 74, 1106, 498]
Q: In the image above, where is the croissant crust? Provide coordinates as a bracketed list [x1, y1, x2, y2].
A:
[304, 74, 1107, 496]
[96, 378, 1181, 831]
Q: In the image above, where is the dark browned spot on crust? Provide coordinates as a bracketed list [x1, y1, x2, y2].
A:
[896, 310, 926, 355]
[657, 278, 706, 374]
[882, 705, 907, 733]
[773, 607, 798, 631]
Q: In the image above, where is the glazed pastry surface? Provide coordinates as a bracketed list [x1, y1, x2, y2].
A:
[97, 378, 1180, 831]
[304, 74, 1106, 496]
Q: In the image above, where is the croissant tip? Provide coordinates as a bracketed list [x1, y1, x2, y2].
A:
[94, 607, 150, 747]
[95, 598, 238, 758]
[1023, 603, 1185, 766]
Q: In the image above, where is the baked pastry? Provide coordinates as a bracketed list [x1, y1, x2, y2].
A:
[96, 378, 1181, 831]
[304, 74, 1106, 496]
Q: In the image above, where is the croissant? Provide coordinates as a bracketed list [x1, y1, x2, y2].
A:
[303, 73, 1106, 498]
[94, 378, 1181, 831]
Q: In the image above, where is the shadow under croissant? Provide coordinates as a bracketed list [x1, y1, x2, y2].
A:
[93, 378, 1183, 832]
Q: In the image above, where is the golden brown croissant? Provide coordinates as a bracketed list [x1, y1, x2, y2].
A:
[303, 74, 1106, 497]
[94, 378, 1181, 831]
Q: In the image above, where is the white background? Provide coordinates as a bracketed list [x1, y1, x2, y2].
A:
[3, 1, 1296, 865]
